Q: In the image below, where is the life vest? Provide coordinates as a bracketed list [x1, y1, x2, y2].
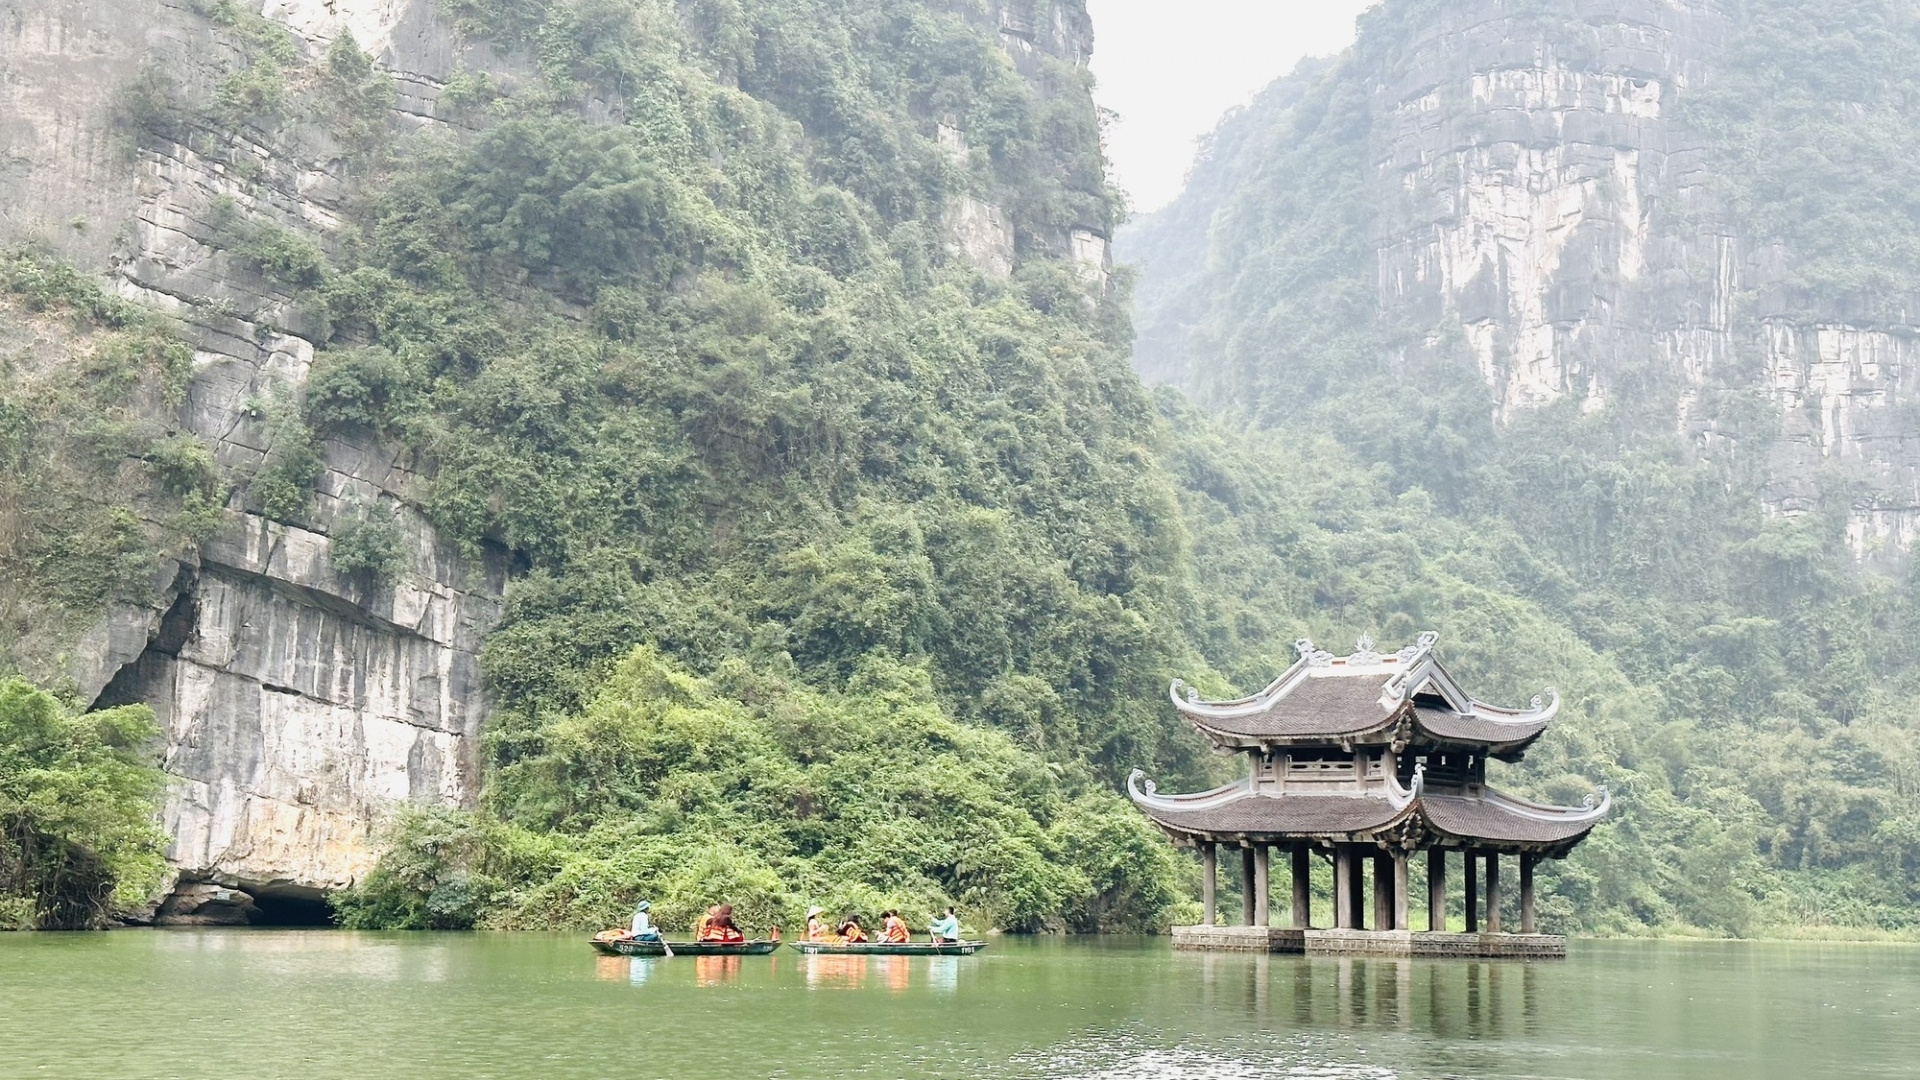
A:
[701, 921, 745, 943]
[841, 925, 868, 943]
[881, 916, 909, 944]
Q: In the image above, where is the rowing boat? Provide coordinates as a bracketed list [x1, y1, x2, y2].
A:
[788, 939, 989, 956]
[590, 937, 780, 957]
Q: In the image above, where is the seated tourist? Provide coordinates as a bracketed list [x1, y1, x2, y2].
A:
[838, 916, 869, 943]
[880, 910, 910, 944]
[699, 904, 746, 943]
[929, 906, 961, 943]
[806, 905, 839, 942]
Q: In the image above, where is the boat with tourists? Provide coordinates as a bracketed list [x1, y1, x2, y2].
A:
[788, 939, 989, 956]
[589, 933, 780, 957]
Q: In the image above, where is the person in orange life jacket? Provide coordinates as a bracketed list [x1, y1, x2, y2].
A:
[806, 906, 839, 942]
[880, 910, 910, 944]
[838, 915, 869, 943]
[698, 904, 745, 943]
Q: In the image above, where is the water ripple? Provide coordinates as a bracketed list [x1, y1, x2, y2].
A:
[1014, 1030, 1398, 1080]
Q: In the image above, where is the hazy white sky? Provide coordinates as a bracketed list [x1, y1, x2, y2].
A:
[1086, 0, 1377, 215]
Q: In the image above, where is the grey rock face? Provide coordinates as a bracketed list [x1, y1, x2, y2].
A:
[152, 882, 259, 926]
[1367, 0, 1726, 420]
[1126, 0, 1920, 562]
[1, 0, 509, 900]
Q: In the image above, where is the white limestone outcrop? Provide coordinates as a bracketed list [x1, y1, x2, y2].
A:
[0, 0, 508, 906]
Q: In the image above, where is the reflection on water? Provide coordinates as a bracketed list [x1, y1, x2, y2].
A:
[927, 955, 959, 993]
[806, 953, 869, 989]
[694, 954, 741, 986]
[1182, 951, 1546, 1040]
[6, 934, 1919, 1080]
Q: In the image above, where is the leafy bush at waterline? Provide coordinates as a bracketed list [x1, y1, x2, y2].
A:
[333, 648, 1184, 934]
[0, 678, 167, 929]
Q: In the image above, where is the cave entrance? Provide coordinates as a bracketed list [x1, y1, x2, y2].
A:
[250, 890, 339, 927]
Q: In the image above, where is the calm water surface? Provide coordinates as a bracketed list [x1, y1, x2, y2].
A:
[1, 933, 1912, 1079]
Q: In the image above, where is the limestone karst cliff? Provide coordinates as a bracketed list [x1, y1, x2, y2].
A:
[0, 0, 1115, 918]
[1123, 0, 1920, 566]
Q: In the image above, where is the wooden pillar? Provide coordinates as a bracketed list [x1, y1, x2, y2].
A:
[1486, 851, 1503, 934]
[1427, 848, 1447, 932]
[1240, 847, 1257, 926]
[1252, 845, 1271, 927]
[1372, 852, 1392, 931]
[1464, 851, 1479, 933]
[1334, 846, 1353, 929]
[1291, 846, 1312, 929]
[1201, 843, 1217, 926]
[1520, 852, 1536, 934]
[1392, 850, 1410, 931]
[1347, 847, 1368, 930]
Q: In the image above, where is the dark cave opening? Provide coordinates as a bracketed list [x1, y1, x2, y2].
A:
[249, 891, 339, 927]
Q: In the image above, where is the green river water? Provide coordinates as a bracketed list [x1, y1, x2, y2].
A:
[1, 932, 1913, 1079]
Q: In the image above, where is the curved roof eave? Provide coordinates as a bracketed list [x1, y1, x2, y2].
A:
[1418, 783, 1612, 849]
[1185, 709, 1404, 746]
[1465, 686, 1562, 726]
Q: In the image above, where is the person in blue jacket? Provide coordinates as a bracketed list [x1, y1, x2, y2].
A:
[929, 906, 962, 943]
[629, 900, 661, 941]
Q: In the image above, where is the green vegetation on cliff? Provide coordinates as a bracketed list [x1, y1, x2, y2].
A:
[0, 252, 220, 685]
[286, 0, 1202, 932]
[1681, 0, 1920, 309]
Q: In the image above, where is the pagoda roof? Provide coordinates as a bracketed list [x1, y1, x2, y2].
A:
[1168, 632, 1557, 756]
[1125, 768, 1608, 855]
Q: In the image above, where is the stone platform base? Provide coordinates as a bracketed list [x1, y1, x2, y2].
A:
[1171, 925, 1306, 952]
[1306, 929, 1413, 956]
[1171, 926, 1565, 958]
[1409, 931, 1566, 958]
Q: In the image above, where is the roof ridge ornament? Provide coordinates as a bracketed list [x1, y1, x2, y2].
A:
[1295, 637, 1333, 668]
[1129, 768, 1158, 798]
[1353, 633, 1379, 665]
[1396, 630, 1438, 663]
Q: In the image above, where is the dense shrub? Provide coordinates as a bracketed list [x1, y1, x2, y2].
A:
[338, 649, 1181, 933]
[0, 679, 167, 929]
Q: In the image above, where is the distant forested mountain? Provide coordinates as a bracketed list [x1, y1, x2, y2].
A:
[1122, 0, 1920, 932]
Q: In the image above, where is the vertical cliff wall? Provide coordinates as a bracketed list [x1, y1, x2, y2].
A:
[0, 0, 509, 906]
[1122, 0, 1920, 565]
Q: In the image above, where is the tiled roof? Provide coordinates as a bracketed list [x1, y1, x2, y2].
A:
[1411, 706, 1551, 749]
[1186, 674, 1398, 738]
[1421, 793, 1601, 846]
[1133, 792, 1407, 836]
[1171, 636, 1560, 750]
[1130, 785, 1605, 851]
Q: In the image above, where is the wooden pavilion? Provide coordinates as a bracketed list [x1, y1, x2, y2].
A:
[1128, 632, 1608, 957]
